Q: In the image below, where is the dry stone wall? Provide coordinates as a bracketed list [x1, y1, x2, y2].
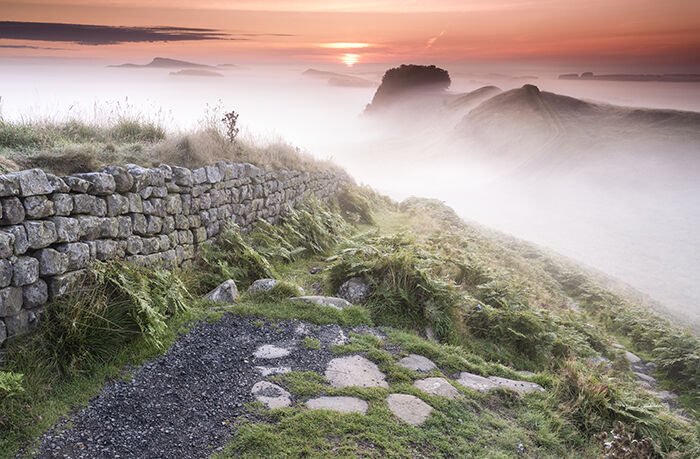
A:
[0, 162, 348, 345]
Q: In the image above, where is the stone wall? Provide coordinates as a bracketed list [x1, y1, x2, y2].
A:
[0, 162, 348, 346]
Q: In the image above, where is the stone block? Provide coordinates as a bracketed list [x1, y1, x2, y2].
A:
[0, 286, 22, 317]
[126, 236, 143, 255]
[73, 194, 107, 216]
[0, 320, 5, 346]
[7, 169, 53, 197]
[36, 248, 69, 276]
[0, 259, 12, 288]
[23, 220, 57, 249]
[46, 174, 69, 193]
[106, 194, 130, 216]
[0, 174, 20, 197]
[0, 197, 25, 225]
[146, 215, 163, 234]
[23, 195, 55, 218]
[99, 217, 120, 238]
[101, 166, 134, 193]
[5, 225, 28, 255]
[131, 213, 148, 235]
[47, 269, 86, 297]
[76, 215, 103, 240]
[12, 256, 39, 286]
[0, 231, 14, 258]
[171, 166, 193, 187]
[94, 239, 125, 261]
[50, 216, 80, 243]
[117, 216, 132, 238]
[165, 194, 182, 214]
[5, 309, 31, 338]
[55, 242, 90, 270]
[62, 175, 91, 193]
[23, 279, 48, 309]
[72, 172, 116, 195]
[127, 193, 143, 213]
[52, 193, 74, 216]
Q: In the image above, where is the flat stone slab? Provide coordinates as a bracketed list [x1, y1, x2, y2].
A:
[251, 381, 291, 409]
[625, 351, 642, 365]
[456, 372, 498, 393]
[325, 355, 389, 388]
[254, 344, 291, 359]
[254, 366, 291, 377]
[289, 296, 352, 310]
[413, 377, 460, 399]
[457, 372, 546, 394]
[398, 354, 437, 372]
[306, 396, 368, 414]
[386, 393, 433, 426]
[488, 376, 545, 393]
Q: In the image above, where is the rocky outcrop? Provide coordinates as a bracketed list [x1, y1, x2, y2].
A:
[0, 163, 349, 345]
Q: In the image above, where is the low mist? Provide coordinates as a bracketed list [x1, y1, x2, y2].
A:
[2, 59, 699, 328]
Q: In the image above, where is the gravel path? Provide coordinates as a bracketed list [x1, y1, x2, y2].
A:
[33, 315, 380, 459]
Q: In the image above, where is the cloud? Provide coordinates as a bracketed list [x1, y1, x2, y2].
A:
[0, 21, 241, 45]
[426, 31, 445, 49]
[0, 44, 66, 50]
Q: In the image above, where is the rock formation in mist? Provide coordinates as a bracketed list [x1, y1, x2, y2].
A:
[302, 69, 376, 88]
[109, 57, 212, 69]
[365, 64, 451, 112]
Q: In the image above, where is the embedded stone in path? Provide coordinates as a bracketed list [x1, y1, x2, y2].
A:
[205, 279, 239, 304]
[306, 396, 368, 414]
[386, 393, 433, 426]
[398, 354, 437, 373]
[289, 296, 352, 310]
[456, 372, 499, 393]
[488, 376, 545, 393]
[325, 355, 389, 388]
[624, 351, 642, 365]
[413, 377, 460, 399]
[254, 344, 291, 359]
[254, 366, 291, 377]
[251, 381, 291, 409]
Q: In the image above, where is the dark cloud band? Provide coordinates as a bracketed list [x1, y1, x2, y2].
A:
[0, 21, 236, 45]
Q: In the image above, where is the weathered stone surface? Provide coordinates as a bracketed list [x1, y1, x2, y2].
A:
[101, 166, 134, 193]
[0, 197, 25, 225]
[413, 377, 460, 399]
[47, 269, 86, 297]
[254, 344, 291, 359]
[12, 256, 39, 286]
[0, 320, 5, 345]
[72, 172, 116, 195]
[36, 248, 69, 276]
[487, 376, 545, 393]
[52, 193, 74, 216]
[248, 278, 279, 294]
[171, 166, 193, 187]
[251, 381, 291, 409]
[73, 194, 107, 216]
[0, 174, 20, 197]
[9, 169, 53, 197]
[205, 279, 239, 304]
[106, 194, 130, 216]
[6, 225, 28, 255]
[456, 372, 497, 393]
[0, 286, 23, 317]
[94, 239, 125, 261]
[0, 259, 12, 288]
[0, 231, 13, 258]
[62, 176, 91, 193]
[398, 354, 437, 373]
[289, 296, 352, 310]
[5, 309, 31, 338]
[387, 393, 433, 426]
[23, 279, 48, 309]
[23, 220, 57, 249]
[325, 355, 389, 388]
[23, 195, 55, 218]
[306, 396, 368, 414]
[625, 351, 642, 365]
[51, 216, 80, 243]
[46, 174, 69, 193]
[337, 277, 370, 304]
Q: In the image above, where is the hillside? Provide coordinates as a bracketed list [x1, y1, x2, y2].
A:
[109, 57, 212, 69]
[1, 181, 697, 457]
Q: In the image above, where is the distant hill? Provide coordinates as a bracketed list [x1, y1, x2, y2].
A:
[302, 69, 376, 88]
[559, 72, 700, 82]
[365, 64, 451, 113]
[170, 69, 223, 77]
[109, 57, 212, 69]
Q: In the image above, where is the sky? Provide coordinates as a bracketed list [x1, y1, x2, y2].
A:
[1, 0, 700, 68]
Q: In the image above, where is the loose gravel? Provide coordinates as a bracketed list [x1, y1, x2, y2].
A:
[33, 315, 384, 459]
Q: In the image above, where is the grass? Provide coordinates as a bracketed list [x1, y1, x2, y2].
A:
[0, 110, 344, 175]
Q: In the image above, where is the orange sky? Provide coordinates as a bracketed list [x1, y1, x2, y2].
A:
[2, 0, 699, 67]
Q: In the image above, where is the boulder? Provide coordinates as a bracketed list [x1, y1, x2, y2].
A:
[204, 279, 239, 304]
[101, 166, 134, 193]
[289, 296, 352, 310]
[337, 277, 370, 304]
[248, 278, 278, 294]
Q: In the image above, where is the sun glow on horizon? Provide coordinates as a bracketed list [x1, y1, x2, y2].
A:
[340, 53, 360, 66]
[320, 42, 372, 49]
